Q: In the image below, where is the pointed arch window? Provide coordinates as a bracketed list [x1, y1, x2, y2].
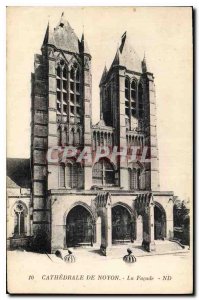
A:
[57, 66, 61, 78]
[59, 163, 65, 187]
[131, 168, 137, 189]
[75, 128, 81, 145]
[69, 65, 82, 123]
[70, 128, 75, 145]
[76, 68, 80, 82]
[72, 163, 83, 189]
[125, 77, 130, 117]
[138, 83, 144, 118]
[128, 167, 143, 190]
[70, 68, 75, 80]
[104, 160, 115, 185]
[92, 161, 103, 185]
[77, 164, 84, 188]
[131, 80, 137, 100]
[56, 63, 68, 118]
[63, 67, 67, 79]
[57, 126, 61, 146]
[65, 163, 72, 188]
[125, 77, 130, 100]
[14, 203, 26, 236]
[125, 77, 130, 99]
[92, 159, 115, 186]
[60, 162, 84, 189]
[131, 80, 137, 117]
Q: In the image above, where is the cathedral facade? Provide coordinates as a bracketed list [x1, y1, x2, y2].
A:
[7, 14, 175, 254]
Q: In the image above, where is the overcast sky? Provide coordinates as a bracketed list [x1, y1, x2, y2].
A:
[7, 7, 192, 200]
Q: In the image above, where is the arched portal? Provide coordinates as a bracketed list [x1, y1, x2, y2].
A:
[112, 205, 135, 243]
[66, 205, 95, 247]
[154, 203, 166, 240]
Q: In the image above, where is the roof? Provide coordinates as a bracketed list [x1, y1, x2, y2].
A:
[7, 176, 20, 189]
[43, 13, 80, 54]
[112, 32, 142, 73]
[7, 158, 31, 189]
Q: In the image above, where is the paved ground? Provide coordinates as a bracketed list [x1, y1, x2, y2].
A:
[7, 243, 193, 294]
[67, 240, 189, 261]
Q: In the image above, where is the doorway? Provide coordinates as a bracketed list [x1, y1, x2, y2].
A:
[66, 205, 95, 247]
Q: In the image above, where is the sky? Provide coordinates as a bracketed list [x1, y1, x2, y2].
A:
[6, 7, 193, 200]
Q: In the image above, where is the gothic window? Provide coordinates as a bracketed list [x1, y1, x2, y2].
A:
[125, 77, 130, 117]
[63, 103, 67, 114]
[137, 168, 141, 189]
[70, 93, 75, 103]
[63, 67, 67, 79]
[62, 127, 67, 145]
[77, 165, 84, 188]
[63, 92, 67, 102]
[76, 82, 80, 93]
[92, 159, 115, 186]
[70, 81, 74, 92]
[125, 77, 130, 100]
[128, 167, 142, 190]
[131, 168, 137, 189]
[61, 162, 84, 189]
[14, 203, 26, 236]
[57, 79, 61, 90]
[76, 94, 80, 104]
[76, 107, 80, 116]
[57, 101, 61, 114]
[131, 80, 137, 99]
[138, 83, 144, 118]
[104, 160, 115, 185]
[63, 80, 67, 91]
[69, 65, 81, 123]
[57, 66, 61, 78]
[57, 126, 61, 146]
[73, 163, 83, 189]
[69, 128, 74, 145]
[131, 80, 137, 117]
[56, 63, 68, 116]
[75, 128, 81, 145]
[65, 163, 72, 188]
[92, 161, 103, 185]
[73, 163, 78, 188]
[70, 68, 75, 80]
[76, 68, 80, 80]
[59, 163, 65, 187]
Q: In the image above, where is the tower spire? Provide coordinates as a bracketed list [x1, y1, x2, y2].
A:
[81, 32, 90, 55]
[60, 12, 65, 27]
[142, 51, 147, 73]
[119, 31, 127, 53]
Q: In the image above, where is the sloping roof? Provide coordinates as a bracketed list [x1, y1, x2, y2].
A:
[7, 176, 20, 189]
[112, 32, 142, 73]
[94, 118, 106, 128]
[43, 13, 80, 54]
[7, 158, 31, 189]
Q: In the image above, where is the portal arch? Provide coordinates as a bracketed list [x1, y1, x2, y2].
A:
[154, 201, 166, 240]
[65, 203, 95, 247]
[112, 203, 135, 243]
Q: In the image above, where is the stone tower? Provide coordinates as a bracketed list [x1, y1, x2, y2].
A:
[31, 13, 92, 250]
[99, 32, 160, 191]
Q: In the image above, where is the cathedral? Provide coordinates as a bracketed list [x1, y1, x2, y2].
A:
[7, 13, 175, 255]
